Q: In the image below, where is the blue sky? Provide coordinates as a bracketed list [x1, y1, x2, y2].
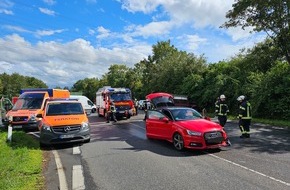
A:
[0, 0, 266, 88]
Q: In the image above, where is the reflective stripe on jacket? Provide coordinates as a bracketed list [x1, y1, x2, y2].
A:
[238, 101, 252, 119]
[215, 101, 229, 116]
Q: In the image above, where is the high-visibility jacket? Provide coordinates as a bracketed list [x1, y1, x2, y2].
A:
[238, 100, 252, 119]
[215, 101, 229, 116]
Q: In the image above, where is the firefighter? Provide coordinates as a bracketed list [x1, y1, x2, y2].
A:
[106, 101, 117, 123]
[134, 98, 138, 115]
[237, 95, 252, 138]
[215, 94, 229, 128]
[143, 100, 151, 121]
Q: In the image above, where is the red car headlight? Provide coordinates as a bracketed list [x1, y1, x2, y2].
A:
[186, 130, 202, 136]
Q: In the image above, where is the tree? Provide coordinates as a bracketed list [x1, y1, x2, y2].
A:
[71, 78, 100, 101]
[0, 73, 47, 98]
[106, 64, 130, 87]
[222, 0, 290, 64]
[252, 61, 290, 119]
[242, 39, 283, 72]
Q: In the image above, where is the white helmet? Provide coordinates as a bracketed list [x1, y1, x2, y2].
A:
[237, 95, 245, 101]
[220, 94, 226, 99]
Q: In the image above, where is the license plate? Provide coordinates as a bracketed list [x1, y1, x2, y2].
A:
[119, 111, 125, 113]
[13, 125, 22, 129]
[60, 134, 74, 139]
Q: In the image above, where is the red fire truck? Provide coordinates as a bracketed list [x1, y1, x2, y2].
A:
[96, 86, 134, 119]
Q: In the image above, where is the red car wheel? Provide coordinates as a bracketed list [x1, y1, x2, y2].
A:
[173, 133, 184, 151]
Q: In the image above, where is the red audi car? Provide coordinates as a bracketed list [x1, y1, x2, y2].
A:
[145, 107, 229, 151]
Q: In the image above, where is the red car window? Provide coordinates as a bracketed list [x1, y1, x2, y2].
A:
[148, 110, 164, 120]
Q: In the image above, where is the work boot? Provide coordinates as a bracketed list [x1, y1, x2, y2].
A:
[240, 134, 246, 138]
[245, 134, 250, 138]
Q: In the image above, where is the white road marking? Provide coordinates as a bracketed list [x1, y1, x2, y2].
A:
[52, 150, 69, 190]
[208, 153, 290, 187]
[91, 122, 114, 126]
[73, 146, 81, 155]
[90, 121, 110, 126]
[29, 131, 84, 189]
[72, 165, 85, 190]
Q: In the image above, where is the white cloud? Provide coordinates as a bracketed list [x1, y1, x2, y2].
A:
[193, 33, 266, 63]
[35, 29, 66, 37]
[226, 27, 255, 42]
[119, 0, 234, 26]
[88, 29, 95, 35]
[39, 7, 56, 16]
[0, 0, 14, 15]
[132, 21, 174, 37]
[176, 34, 207, 52]
[96, 26, 111, 39]
[120, 0, 164, 14]
[0, 34, 151, 88]
[3, 25, 31, 33]
[119, 0, 253, 42]
[163, 0, 234, 27]
[43, 0, 56, 6]
[0, 9, 13, 15]
[0, 0, 14, 8]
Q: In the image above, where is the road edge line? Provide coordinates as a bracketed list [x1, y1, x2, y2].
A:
[52, 150, 69, 190]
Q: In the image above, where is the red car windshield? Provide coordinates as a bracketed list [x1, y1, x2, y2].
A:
[170, 108, 202, 121]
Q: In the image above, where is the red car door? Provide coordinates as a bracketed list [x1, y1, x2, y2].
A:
[146, 110, 172, 140]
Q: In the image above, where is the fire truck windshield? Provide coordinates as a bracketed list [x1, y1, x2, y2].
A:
[110, 93, 131, 101]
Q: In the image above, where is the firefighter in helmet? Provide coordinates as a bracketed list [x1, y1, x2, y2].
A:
[215, 94, 229, 128]
[106, 101, 117, 123]
[237, 95, 252, 138]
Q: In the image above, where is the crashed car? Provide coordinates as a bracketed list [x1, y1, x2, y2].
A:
[145, 107, 230, 151]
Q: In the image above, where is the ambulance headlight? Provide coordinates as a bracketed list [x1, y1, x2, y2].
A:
[81, 122, 89, 130]
[42, 124, 51, 132]
[30, 114, 36, 121]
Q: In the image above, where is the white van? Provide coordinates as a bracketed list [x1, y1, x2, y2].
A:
[70, 95, 96, 115]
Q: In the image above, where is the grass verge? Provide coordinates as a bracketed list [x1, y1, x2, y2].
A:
[0, 129, 44, 190]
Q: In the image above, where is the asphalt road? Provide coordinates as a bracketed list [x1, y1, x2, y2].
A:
[41, 111, 290, 190]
